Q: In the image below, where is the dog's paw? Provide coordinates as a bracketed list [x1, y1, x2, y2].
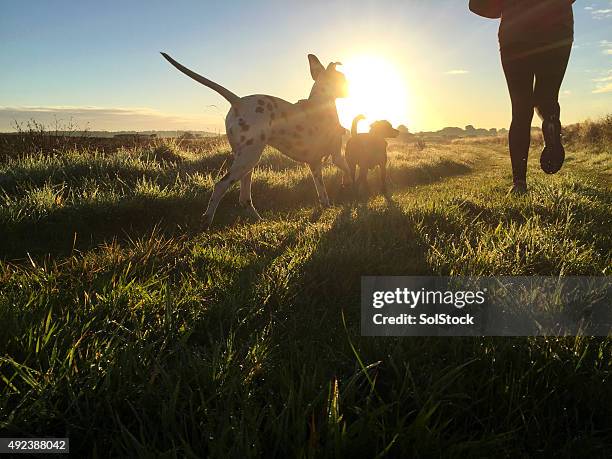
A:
[245, 206, 263, 221]
[309, 207, 323, 222]
[239, 202, 263, 221]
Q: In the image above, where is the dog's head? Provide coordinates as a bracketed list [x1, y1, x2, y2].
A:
[308, 54, 348, 99]
[369, 120, 400, 138]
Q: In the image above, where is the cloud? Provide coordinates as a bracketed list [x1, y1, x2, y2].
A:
[600, 40, 612, 56]
[0, 106, 223, 132]
[591, 8, 612, 19]
[592, 69, 612, 93]
[445, 70, 469, 75]
[593, 82, 612, 93]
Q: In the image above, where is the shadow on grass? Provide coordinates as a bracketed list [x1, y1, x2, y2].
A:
[0, 157, 474, 261]
[264, 199, 435, 359]
[225, 201, 452, 457]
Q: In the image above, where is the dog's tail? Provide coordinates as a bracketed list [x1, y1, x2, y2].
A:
[351, 114, 365, 136]
[161, 52, 241, 106]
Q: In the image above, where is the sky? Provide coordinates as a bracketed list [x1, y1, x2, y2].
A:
[1, 0, 610, 133]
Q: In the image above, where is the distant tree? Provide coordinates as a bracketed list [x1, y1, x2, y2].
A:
[465, 125, 476, 132]
[397, 124, 410, 134]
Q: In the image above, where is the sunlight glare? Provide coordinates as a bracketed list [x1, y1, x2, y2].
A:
[336, 55, 410, 133]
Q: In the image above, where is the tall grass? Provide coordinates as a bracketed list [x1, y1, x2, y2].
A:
[564, 114, 612, 148]
[0, 119, 610, 457]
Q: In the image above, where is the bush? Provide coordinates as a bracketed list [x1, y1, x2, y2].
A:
[563, 114, 612, 148]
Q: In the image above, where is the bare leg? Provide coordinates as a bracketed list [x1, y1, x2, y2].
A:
[204, 145, 264, 227]
[308, 162, 330, 207]
[534, 44, 572, 174]
[534, 44, 572, 122]
[239, 170, 262, 220]
[501, 45, 535, 185]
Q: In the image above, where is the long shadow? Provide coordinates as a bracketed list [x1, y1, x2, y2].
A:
[182, 199, 438, 389]
[246, 199, 443, 450]
[268, 200, 436, 342]
[184, 224, 304, 348]
[0, 192, 207, 260]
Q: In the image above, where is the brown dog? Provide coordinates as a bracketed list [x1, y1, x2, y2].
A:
[344, 115, 399, 197]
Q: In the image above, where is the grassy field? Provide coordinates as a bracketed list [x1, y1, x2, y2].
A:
[0, 121, 611, 457]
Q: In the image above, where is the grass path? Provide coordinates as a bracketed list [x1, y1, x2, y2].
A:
[0, 140, 610, 457]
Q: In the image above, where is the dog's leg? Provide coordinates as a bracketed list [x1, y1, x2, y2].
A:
[380, 163, 390, 198]
[239, 171, 262, 221]
[203, 145, 264, 228]
[350, 161, 357, 185]
[350, 161, 357, 186]
[327, 133, 350, 182]
[350, 163, 359, 198]
[343, 158, 357, 190]
[357, 166, 369, 198]
[308, 162, 330, 207]
[332, 150, 351, 182]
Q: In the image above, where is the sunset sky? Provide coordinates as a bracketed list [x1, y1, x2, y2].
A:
[1, 0, 610, 133]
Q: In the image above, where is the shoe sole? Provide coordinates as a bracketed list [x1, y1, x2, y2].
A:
[540, 120, 565, 175]
[541, 144, 565, 175]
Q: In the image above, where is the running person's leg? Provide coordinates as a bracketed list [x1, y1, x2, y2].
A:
[534, 43, 572, 174]
[501, 46, 536, 192]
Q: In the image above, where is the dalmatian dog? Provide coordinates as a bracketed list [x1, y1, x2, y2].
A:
[161, 52, 350, 228]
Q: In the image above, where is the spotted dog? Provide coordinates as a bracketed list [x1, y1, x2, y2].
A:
[344, 115, 399, 198]
[161, 53, 350, 228]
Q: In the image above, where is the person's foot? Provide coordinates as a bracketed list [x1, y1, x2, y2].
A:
[540, 117, 565, 174]
[507, 180, 528, 196]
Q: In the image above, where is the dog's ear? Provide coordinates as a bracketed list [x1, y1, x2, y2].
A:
[308, 54, 325, 80]
[326, 62, 342, 71]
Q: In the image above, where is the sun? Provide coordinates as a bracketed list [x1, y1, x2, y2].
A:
[336, 55, 410, 133]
